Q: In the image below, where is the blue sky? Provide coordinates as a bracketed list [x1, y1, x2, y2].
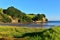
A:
[0, 0, 60, 20]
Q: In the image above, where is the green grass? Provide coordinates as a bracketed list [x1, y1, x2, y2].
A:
[0, 26, 45, 38]
[0, 26, 60, 40]
[24, 26, 60, 40]
[26, 14, 35, 19]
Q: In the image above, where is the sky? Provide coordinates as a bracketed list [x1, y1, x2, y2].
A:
[0, 0, 60, 21]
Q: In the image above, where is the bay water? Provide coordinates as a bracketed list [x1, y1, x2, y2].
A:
[0, 21, 60, 28]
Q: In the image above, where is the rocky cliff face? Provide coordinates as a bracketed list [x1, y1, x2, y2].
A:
[35, 17, 48, 23]
[42, 17, 47, 22]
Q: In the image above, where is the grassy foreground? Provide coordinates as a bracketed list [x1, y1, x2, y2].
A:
[0, 26, 60, 40]
[0, 26, 45, 40]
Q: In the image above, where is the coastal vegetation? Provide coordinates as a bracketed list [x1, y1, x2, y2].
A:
[0, 6, 48, 23]
[0, 26, 45, 40]
[0, 26, 59, 40]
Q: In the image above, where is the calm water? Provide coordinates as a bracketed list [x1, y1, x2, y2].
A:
[0, 21, 60, 28]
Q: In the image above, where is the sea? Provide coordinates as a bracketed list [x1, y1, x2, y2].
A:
[0, 21, 60, 28]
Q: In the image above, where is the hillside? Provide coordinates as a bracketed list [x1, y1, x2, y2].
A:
[0, 6, 48, 23]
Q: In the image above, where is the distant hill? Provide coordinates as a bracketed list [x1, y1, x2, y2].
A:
[0, 6, 48, 23]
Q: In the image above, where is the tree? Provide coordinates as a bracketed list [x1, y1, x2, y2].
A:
[6, 6, 23, 18]
[45, 18, 48, 22]
[32, 14, 47, 22]
[28, 13, 35, 15]
[40, 14, 46, 17]
[36, 14, 43, 20]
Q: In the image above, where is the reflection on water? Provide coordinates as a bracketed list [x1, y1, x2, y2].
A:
[0, 21, 60, 28]
[27, 22, 54, 28]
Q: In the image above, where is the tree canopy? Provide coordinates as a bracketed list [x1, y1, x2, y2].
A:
[32, 14, 47, 21]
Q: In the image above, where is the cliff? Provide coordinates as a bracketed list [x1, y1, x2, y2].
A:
[0, 6, 48, 23]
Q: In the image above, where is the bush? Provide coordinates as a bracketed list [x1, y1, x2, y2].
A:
[1, 14, 11, 23]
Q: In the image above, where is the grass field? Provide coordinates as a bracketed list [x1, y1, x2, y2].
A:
[26, 14, 35, 19]
[0, 26, 59, 40]
[0, 26, 45, 40]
